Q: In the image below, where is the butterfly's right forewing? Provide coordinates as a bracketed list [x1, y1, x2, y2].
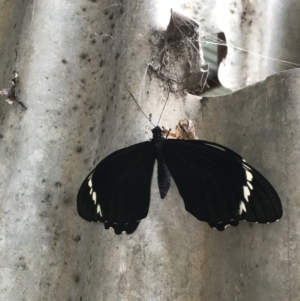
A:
[163, 139, 282, 230]
[77, 141, 156, 234]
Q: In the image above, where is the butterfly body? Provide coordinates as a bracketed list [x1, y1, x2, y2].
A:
[152, 127, 172, 199]
[77, 126, 282, 234]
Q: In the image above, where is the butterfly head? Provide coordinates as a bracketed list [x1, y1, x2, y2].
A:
[151, 126, 164, 140]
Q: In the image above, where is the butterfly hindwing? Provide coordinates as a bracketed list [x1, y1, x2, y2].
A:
[162, 139, 282, 230]
[77, 141, 156, 234]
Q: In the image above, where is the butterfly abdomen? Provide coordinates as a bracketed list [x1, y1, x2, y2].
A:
[157, 159, 171, 199]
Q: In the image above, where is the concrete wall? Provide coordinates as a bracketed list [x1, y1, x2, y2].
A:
[0, 1, 299, 300]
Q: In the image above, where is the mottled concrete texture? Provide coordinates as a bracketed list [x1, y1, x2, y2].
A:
[0, 1, 299, 300]
[216, 0, 300, 90]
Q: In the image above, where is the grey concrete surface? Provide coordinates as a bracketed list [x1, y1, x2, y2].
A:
[216, 0, 300, 90]
[0, 1, 299, 300]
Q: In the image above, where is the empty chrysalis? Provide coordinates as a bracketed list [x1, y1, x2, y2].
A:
[77, 97, 282, 235]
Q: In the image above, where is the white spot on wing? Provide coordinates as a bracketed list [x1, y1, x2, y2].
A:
[97, 204, 102, 216]
[90, 188, 93, 195]
[247, 181, 253, 190]
[243, 186, 250, 202]
[239, 201, 247, 215]
[88, 179, 92, 188]
[92, 192, 97, 204]
[246, 170, 253, 182]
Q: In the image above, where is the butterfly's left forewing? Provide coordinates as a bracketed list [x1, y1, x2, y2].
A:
[163, 139, 282, 230]
[77, 141, 156, 234]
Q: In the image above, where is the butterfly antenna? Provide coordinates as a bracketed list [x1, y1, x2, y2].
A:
[156, 86, 170, 126]
[129, 92, 155, 127]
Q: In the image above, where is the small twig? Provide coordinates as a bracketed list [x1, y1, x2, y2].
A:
[162, 119, 198, 140]
[162, 126, 177, 138]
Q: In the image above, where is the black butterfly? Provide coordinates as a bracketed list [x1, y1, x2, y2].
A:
[77, 125, 282, 234]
